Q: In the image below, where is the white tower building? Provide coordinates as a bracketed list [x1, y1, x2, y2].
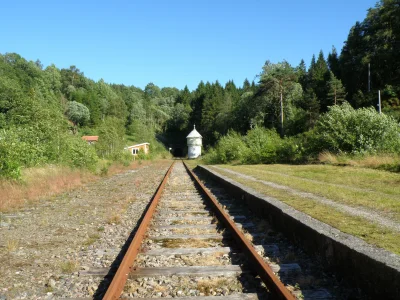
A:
[187, 125, 202, 159]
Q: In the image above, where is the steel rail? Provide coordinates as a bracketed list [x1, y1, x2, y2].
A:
[103, 161, 175, 300]
[183, 161, 295, 300]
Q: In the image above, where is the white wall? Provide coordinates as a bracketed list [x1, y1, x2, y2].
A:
[188, 145, 201, 158]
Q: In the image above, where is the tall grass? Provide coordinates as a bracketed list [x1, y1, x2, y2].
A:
[0, 166, 94, 212]
[319, 151, 400, 171]
[0, 160, 150, 212]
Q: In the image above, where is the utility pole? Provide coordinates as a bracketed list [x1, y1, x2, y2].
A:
[378, 90, 381, 114]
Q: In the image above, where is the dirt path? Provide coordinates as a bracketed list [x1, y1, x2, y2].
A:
[212, 166, 400, 233]
[0, 160, 171, 299]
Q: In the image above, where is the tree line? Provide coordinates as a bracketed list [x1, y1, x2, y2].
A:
[169, 0, 400, 147]
[0, 0, 399, 178]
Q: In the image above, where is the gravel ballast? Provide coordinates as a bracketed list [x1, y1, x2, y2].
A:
[0, 161, 170, 299]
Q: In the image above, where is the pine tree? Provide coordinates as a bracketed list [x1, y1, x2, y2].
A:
[296, 59, 307, 90]
[326, 71, 346, 105]
[176, 85, 192, 107]
[309, 51, 330, 111]
[309, 55, 316, 73]
[243, 78, 251, 91]
[327, 46, 340, 77]
[300, 88, 320, 129]
[259, 60, 300, 136]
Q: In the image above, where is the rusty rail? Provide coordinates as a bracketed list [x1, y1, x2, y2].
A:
[103, 161, 175, 300]
[183, 161, 295, 300]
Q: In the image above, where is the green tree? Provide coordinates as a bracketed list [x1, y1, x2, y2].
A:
[327, 46, 340, 77]
[259, 60, 302, 136]
[296, 59, 307, 90]
[144, 82, 161, 99]
[243, 78, 251, 91]
[326, 71, 346, 105]
[65, 101, 90, 126]
[176, 85, 192, 107]
[167, 103, 190, 132]
[95, 117, 126, 159]
[299, 88, 320, 130]
[309, 50, 330, 110]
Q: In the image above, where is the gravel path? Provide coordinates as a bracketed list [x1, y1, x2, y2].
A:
[120, 162, 269, 298]
[0, 160, 171, 299]
[211, 166, 400, 233]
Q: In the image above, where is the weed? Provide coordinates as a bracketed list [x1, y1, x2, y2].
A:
[84, 234, 100, 246]
[197, 277, 240, 296]
[180, 253, 227, 266]
[6, 239, 19, 252]
[161, 238, 222, 248]
[100, 165, 109, 176]
[60, 260, 79, 273]
[107, 214, 121, 225]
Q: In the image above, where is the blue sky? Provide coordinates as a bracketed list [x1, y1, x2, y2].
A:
[1, 0, 377, 90]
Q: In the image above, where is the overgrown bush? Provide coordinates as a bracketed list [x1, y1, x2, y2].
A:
[277, 136, 304, 163]
[59, 135, 98, 170]
[310, 102, 400, 154]
[0, 131, 21, 179]
[95, 117, 126, 160]
[137, 149, 149, 160]
[203, 128, 299, 165]
[147, 140, 170, 159]
[242, 127, 281, 164]
[203, 131, 247, 164]
[0, 127, 99, 179]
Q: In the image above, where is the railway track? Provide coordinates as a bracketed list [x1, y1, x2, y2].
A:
[99, 161, 335, 299]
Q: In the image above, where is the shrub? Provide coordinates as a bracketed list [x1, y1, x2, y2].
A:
[277, 136, 304, 163]
[209, 131, 247, 164]
[204, 128, 303, 165]
[59, 135, 98, 170]
[95, 117, 126, 160]
[0, 125, 99, 179]
[242, 127, 281, 164]
[311, 102, 400, 154]
[120, 151, 133, 166]
[147, 140, 170, 159]
[137, 149, 149, 160]
[219, 132, 247, 163]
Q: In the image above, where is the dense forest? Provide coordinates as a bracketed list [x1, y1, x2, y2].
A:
[1, 0, 400, 178]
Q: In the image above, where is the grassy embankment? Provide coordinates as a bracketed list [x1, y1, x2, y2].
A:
[0, 160, 158, 212]
[202, 163, 400, 255]
[318, 152, 400, 172]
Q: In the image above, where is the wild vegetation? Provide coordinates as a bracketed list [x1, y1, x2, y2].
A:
[1, 0, 399, 180]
